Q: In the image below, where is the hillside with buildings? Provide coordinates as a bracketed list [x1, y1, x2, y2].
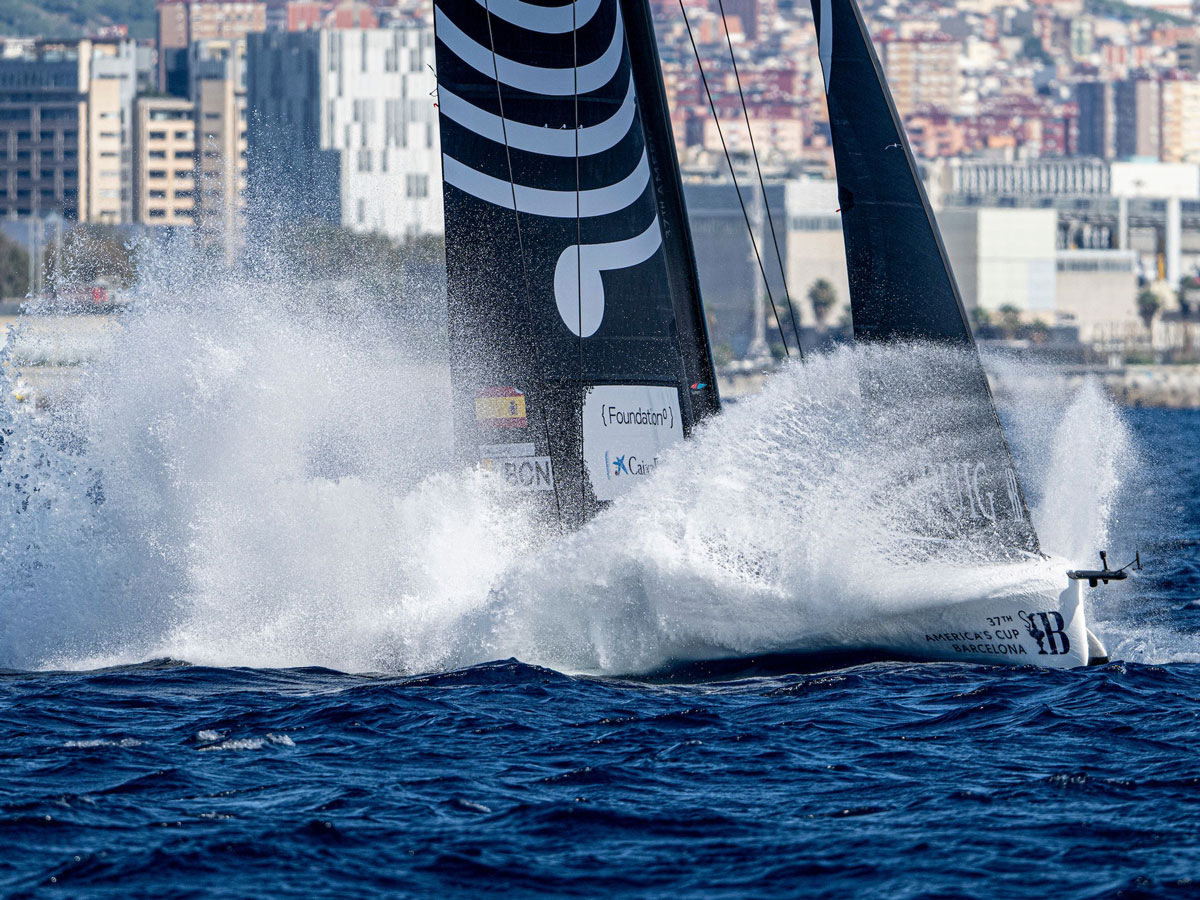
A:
[0, 1, 155, 40]
[0, 0, 1199, 375]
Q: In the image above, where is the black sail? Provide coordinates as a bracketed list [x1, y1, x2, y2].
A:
[433, 0, 719, 529]
[810, 0, 1041, 556]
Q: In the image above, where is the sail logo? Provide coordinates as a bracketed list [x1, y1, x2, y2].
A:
[922, 459, 998, 523]
[434, 0, 664, 338]
[583, 385, 682, 501]
[1018, 610, 1070, 656]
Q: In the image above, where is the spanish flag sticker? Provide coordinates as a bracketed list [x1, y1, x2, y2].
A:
[475, 387, 527, 428]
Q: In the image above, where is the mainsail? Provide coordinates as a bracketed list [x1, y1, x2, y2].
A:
[433, 0, 719, 528]
[810, 0, 1041, 556]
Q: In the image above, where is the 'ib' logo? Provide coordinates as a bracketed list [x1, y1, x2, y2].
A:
[1019, 610, 1070, 655]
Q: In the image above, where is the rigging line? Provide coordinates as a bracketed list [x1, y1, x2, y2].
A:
[714, 0, 803, 360]
[574, 1, 585, 522]
[677, 0, 791, 358]
[483, 0, 566, 529]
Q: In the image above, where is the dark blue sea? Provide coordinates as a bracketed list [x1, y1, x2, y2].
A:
[2, 407, 1198, 899]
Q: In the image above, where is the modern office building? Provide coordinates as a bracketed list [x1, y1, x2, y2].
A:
[246, 23, 442, 240]
[156, 0, 266, 96]
[1076, 81, 1116, 160]
[0, 39, 138, 223]
[191, 38, 249, 252]
[1115, 78, 1161, 161]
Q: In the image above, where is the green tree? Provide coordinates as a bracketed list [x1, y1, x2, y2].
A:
[1025, 318, 1050, 344]
[807, 278, 837, 328]
[998, 303, 1022, 340]
[0, 230, 30, 299]
[1137, 288, 1161, 330]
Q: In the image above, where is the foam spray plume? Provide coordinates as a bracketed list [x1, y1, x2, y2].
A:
[0, 230, 1174, 673]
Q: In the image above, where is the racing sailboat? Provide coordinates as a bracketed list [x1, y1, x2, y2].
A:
[431, 0, 1110, 668]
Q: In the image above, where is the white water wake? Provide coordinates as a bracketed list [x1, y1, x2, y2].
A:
[0, 249, 1180, 672]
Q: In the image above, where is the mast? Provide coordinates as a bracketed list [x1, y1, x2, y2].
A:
[433, 0, 720, 530]
[810, 0, 1041, 556]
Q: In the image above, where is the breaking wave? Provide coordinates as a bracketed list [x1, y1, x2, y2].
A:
[0, 243, 1178, 672]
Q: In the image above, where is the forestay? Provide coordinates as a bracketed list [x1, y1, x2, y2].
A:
[809, 0, 1041, 557]
[433, 0, 719, 529]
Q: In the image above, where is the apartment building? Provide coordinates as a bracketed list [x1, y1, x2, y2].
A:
[133, 96, 196, 225]
[0, 39, 138, 223]
[1115, 78, 1161, 160]
[157, 0, 266, 95]
[191, 39, 248, 252]
[880, 35, 961, 117]
[1160, 76, 1200, 164]
[246, 23, 442, 239]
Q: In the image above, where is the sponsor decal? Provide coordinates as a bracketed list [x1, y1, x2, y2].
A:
[491, 455, 555, 492]
[479, 443, 536, 459]
[475, 387, 527, 428]
[923, 629, 1028, 657]
[582, 385, 682, 502]
[690, 382, 707, 391]
[922, 610, 1070, 658]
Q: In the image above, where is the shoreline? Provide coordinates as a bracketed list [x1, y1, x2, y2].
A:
[719, 363, 1200, 409]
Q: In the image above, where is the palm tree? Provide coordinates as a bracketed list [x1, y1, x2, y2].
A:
[997, 304, 1022, 340]
[807, 278, 837, 328]
[1137, 289, 1161, 331]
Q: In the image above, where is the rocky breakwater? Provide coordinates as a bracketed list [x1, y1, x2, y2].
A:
[1106, 365, 1200, 409]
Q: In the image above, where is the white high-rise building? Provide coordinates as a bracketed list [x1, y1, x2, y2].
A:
[246, 23, 441, 239]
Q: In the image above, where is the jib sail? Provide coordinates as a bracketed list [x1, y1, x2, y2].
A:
[433, 0, 718, 528]
[809, 0, 1041, 556]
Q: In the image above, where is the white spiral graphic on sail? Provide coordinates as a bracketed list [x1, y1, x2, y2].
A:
[442, 150, 650, 217]
[818, 0, 833, 92]
[475, 0, 604, 34]
[435, 4, 623, 95]
[555, 216, 662, 338]
[436, 0, 664, 338]
[438, 74, 637, 157]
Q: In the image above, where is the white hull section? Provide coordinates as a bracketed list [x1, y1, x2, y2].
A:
[864, 578, 1098, 668]
[646, 570, 1106, 676]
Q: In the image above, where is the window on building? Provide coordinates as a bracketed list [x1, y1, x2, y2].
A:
[148, 170, 167, 178]
[175, 150, 193, 159]
[150, 190, 166, 199]
[357, 197, 365, 223]
[148, 209, 166, 218]
[405, 174, 428, 198]
[175, 130, 193, 140]
[174, 169, 191, 178]
[149, 130, 167, 140]
[148, 150, 167, 159]
[39, 131, 54, 142]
